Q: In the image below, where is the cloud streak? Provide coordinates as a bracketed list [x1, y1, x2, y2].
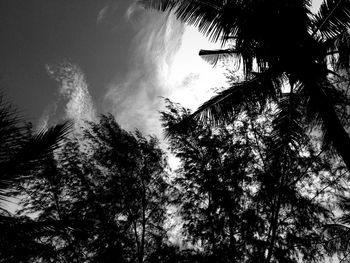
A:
[103, 8, 184, 137]
[103, 2, 228, 139]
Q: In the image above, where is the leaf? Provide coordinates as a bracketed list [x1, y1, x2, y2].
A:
[0, 121, 72, 177]
[271, 92, 308, 155]
[312, 0, 350, 39]
[199, 48, 240, 66]
[167, 69, 283, 135]
[139, 0, 241, 42]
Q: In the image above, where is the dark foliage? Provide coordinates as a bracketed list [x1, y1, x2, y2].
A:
[0, 94, 72, 263]
[16, 114, 170, 263]
[140, 0, 350, 171]
[161, 99, 343, 263]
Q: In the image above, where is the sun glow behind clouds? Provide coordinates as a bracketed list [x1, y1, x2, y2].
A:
[104, 7, 229, 139]
[165, 25, 228, 110]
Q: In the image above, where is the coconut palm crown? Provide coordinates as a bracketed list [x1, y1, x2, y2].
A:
[139, 0, 350, 169]
[0, 96, 71, 211]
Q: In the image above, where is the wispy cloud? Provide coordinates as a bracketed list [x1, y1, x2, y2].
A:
[103, 8, 184, 137]
[103, 2, 227, 139]
[39, 61, 96, 133]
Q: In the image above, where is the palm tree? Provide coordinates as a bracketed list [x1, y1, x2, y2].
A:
[0, 95, 72, 262]
[0, 98, 71, 210]
[140, 0, 350, 169]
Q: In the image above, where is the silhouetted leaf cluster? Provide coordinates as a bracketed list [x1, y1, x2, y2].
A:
[161, 99, 345, 263]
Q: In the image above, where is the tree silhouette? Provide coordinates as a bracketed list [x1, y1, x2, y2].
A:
[140, 0, 350, 170]
[0, 94, 71, 263]
[161, 99, 343, 263]
[85, 114, 170, 263]
[17, 114, 170, 263]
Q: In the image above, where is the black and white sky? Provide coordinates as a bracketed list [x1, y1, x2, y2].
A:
[0, 0, 230, 138]
[0, 0, 323, 138]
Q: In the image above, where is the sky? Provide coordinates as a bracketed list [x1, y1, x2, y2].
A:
[1, 1, 337, 257]
[0, 0, 324, 143]
[0, 0, 228, 141]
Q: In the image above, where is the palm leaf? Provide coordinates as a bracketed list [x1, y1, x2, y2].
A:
[18, 122, 72, 160]
[193, 69, 283, 124]
[0, 100, 26, 164]
[271, 91, 308, 155]
[0, 122, 72, 209]
[324, 30, 350, 74]
[139, 0, 241, 42]
[0, 122, 72, 178]
[166, 69, 284, 136]
[199, 48, 240, 66]
[312, 0, 350, 39]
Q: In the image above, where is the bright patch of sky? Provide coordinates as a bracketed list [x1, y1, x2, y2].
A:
[311, 0, 323, 13]
[102, 5, 228, 140]
[45, 0, 324, 169]
[25, 0, 325, 140]
[1, 0, 327, 169]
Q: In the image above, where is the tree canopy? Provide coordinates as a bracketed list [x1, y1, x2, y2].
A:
[140, 0, 350, 170]
[1, 0, 350, 262]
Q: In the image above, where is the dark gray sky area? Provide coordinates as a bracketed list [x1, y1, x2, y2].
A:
[1, 0, 134, 118]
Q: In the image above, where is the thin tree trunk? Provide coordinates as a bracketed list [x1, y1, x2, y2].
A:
[228, 212, 237, 260]
[265, 134, 288, 263]
[138, 177, 148, 263]
[132, 219, 141, 263]
[265, 195, 281, 263]
[51, 184, 81, 263]
[140, 199, 146, 263]
[208, 192, 216, 255]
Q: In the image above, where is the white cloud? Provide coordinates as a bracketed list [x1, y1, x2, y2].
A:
[97, 5, 109, 24]
[40, 61, 97, 133]
[103, 10, 184, 137]
[103, 4, 228, 140]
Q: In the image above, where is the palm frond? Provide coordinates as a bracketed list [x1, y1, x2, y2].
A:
[0, 122, 72, 209]
[166, 69, 283, 136]
[193, 70, 283, 124]
[199, 48, 240, 66]
[139, 0, 241, 42]
[312, 0, 350, 39]
[0, 122, 72, 177]
[0, 100, 26, 165]
[23, 122, 72, 158]
[324, 30, 350, 74]
[271, 92, 308, 155]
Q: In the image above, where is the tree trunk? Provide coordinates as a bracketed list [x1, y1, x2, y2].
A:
[228, 212, 237, 260]
[132, 219, 141, 263]
[208, 192, 216, 255]
[265, 195, 281, 263]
